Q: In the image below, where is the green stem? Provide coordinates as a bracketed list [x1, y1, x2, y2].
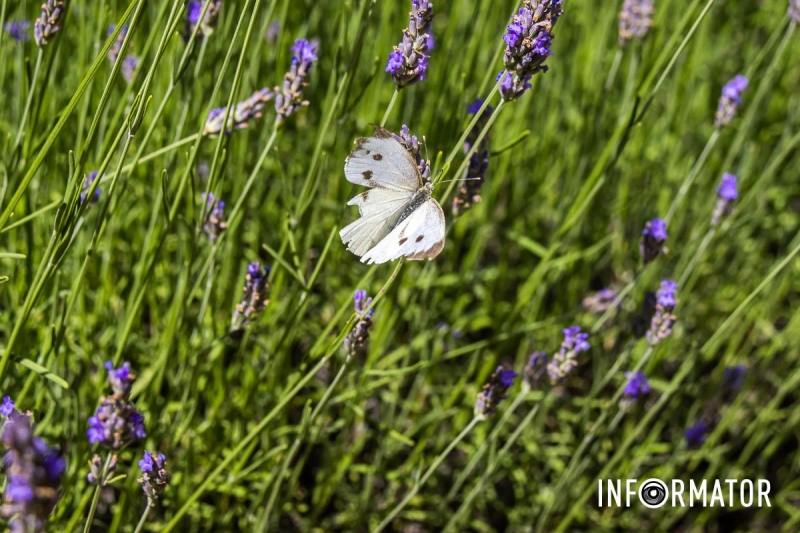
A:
[82, 454, 113, 533]
[664, 129, 720, 224]
[373, 417, 482, 533]
[10, 48, 43, 158]
[604, 47, 623, 90]
[380, 88, 400, 127]
[132, 505, 152, 533]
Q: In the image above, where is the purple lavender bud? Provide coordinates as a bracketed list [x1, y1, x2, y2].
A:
[475, 366, 518, 417]
[790, 0, 800, 23]
[265, 21, 280, 44]
[622, 371, 651, 399]
[87, 400, 146, 450]
[393, 125, 431, 181]
[497, 70, 532, 102]
[640, 218, 667, 264]
[344, 290, 374, 360]
[684, 420, 708, 448]
[274, 39, 319, 124]
[523, 352, 548, 389]
[33, 1, 65, 47]
[582, 287, 617, 314]
[80, 171, 102, 205]
[647, 280, 677, 345]
[502, 0, 562, 78]
[618, 0, 654, 45]
[201, 192, 227, 242]
[103, 361, 135, 398]
[185, 1, 222, 40]
[385, 0, 434, 88]
[1, 396, 15, 417]
[121, 54, 139, 84]
[454, 99, 493, 216]
[203, 88, 274, 136]
[138, 451, 171, 506]
[3, 21, 31, 42]
[231, 262, 271, 330]
[722, 365, 746, 391]
[86, 453, 118, 486]
[547, 326, 590, 384]
[712, 172, 738, 226]
[2, 414, 65, 532]
[107, 25, 128, 64]
[715, 74, 748, 128]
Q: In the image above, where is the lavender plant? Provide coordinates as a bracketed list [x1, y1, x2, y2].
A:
[385, 1, 434, 88]
[33, 1, 66, 47]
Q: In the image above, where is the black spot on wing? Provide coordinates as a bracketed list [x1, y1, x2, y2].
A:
[415, 235, 424, 242]
[360, 191, 369, 200]
[399, 238, 408, 245]
[363, 170, 373, 180]
[373, 153, 383, 161]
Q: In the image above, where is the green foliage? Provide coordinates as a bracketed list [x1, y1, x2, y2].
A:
[1, 0, 799, 531]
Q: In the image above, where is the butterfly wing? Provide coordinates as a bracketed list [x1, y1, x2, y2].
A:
[339, 189, 413, 257]
[344, 126, 422, 192]
[360, 198, 446, 264]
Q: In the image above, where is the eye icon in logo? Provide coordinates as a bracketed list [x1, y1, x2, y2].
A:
[638, 478, 668, 508]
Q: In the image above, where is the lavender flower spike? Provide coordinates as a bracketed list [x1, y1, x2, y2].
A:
[386, 1, 434, 88]
[582, 287, 617, 314]
[34, 1, 65, 47]
[186, 1, 222, 39]
[715, 74, 748, 128]
[87, 361, 146, 450]
[201, 192, 227, 242]
[393, 125, 431, 180]
[711, 172, 738, 226]
[138, 451, 172, 506]
[1, 396, 15, 417]
[274, 39, 318, 124]
[475, 366, 518, 418]
[80, 171, 102, 205]
[108, 25, 128, 64]
[640, 217, 667, 264]
[503, 0, 563, 77]
[344, 290, 374, 360]
[2, 414, 66, 532]
[231, 262, 270, 330]
[4, 21, 31, 42]
[497, 70, 532, 102]
[622, 371, 651, 401]
[619, 0, 654, 45]
[121, 54, 140, 84]
[547, 326, 590, 384]
[204, 88, 274, 136]
[790, 0, 800, 23]
[523, 352, 548, 391]
[685, 420, 708, 448]
[647, 280, 677, 345]
[454, 99, 492, 215]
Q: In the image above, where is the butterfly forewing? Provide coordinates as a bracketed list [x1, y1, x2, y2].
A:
[344, 126, 422, 192]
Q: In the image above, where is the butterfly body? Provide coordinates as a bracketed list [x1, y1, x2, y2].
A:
[340, 127, 445, 264]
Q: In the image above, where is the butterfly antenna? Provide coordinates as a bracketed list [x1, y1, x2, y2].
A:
[437, 177, 482, 184]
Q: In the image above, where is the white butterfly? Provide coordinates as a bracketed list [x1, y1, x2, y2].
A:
[339, 126, 446, 264]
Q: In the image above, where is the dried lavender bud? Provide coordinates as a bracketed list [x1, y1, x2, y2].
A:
[186, 1, 222, 39]
[523, 351, 548, 390]
[502, 0, 562, 77]
[1, 396, 15, 417]
[640, 218, 667, 264]
[714, 74, 748, 128]
[34, 1, 65, 47]
[87, 362, 146, 450]
[344, 290, 374, 360]
[547, 326, 590, 384]
[203, 88, 274, 136]
[711, 172, 738, 226]
[138, 451, 171, 506]
[201, 193, 227, 242]
[646, 280, 677, 345]
[107, 25, 128, 64]
[453, 99, 492, 215]
[684, 420, 708, 448]
[475, 366, 518, 418]
[86, 454, 118, 486]
[4, 21, 30, 42]
[618, 0, 654, 45]
[386, 1, 434, 88]
[392, 125, 430, 180]
[274, 39, 318, 124]
[622, 371, 650, 401]
[582, 287, 617, 314]
[231, 262, 270, 330]
[121, 54, 139, 84]
[2, 413, 65, 532]
[80, 171, 102, 205]
[497, 70, 532, 102]
[790, 0, 800, 23]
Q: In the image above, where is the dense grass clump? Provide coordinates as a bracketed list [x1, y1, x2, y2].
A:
[2, 0, 800, 531]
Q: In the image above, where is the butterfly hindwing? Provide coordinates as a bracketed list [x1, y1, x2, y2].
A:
[360, 198, 446, 264]
[344, 126, 421, 192]
[339, 189, 412, 257]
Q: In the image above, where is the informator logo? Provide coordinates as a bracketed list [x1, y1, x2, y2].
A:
[598, 478, 772, 508]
